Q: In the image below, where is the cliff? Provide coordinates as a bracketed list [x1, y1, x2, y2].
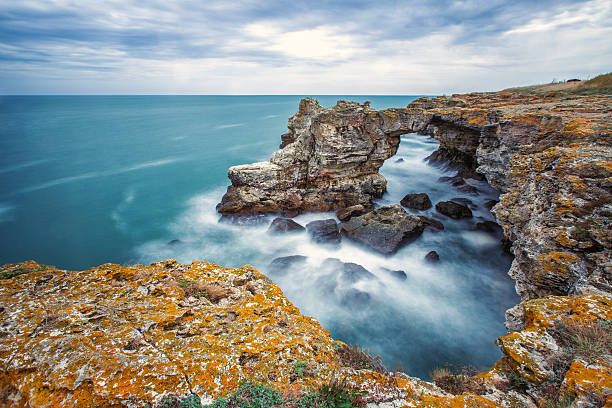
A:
[2, 84, 611, 407]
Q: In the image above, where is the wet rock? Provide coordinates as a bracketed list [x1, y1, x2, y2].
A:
[336, 204, 366, 221]
[395, 158, 404, 163]
[341, 205, 425, 254]
[435, 201, 473, 219]
[475, 220, 502, 234]
[268, 255, 308, 276]
[417, 216, 445, 231]
[306, 219, 341, 244]
[168, 239, 183, 246]
[450, 197, 476, 210]
[400, 193, 432, 210]
[267, 217, 305, 233]
[322, 258, 376, 283]
[381, 268, 407, 280]
[425, 251, 440, 262]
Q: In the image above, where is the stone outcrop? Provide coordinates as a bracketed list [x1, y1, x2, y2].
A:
[216, 98, 430, 217]
[0, 260, 510, 408]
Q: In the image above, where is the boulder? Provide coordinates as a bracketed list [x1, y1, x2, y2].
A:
[435, 201, 473, 219]
[341, 205, 425, 254]
[484, 199, 498, 211]
[267, 217, 305, 233]
[400, 193, 432, 210]
[451, 197, 476, 209]
[306, 219, 341, 244]
[425, 251, 440, 262]
[336, 204, 366, 221]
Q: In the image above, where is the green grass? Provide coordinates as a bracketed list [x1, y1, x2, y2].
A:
[0, 269, 32, 280]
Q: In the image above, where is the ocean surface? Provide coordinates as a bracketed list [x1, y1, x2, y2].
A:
[0, 95, 518, 379]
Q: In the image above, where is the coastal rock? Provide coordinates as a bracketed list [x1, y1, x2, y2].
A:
[217, 98, 429, 217]
[400, 193, 432, 210]
[417, 216, 445, 231]
[425, 251, 440, 262]
[381, 268, 408, 280]
[306, 219, 341, 244]
[267, 217, 305, 233]
[435, 201, 473, 219]
[322, 258, 376, 283]
[340, 205, 425, 254]
[336, 204, 366, 221]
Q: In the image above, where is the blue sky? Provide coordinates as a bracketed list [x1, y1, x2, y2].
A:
[0, 0, 610, 94]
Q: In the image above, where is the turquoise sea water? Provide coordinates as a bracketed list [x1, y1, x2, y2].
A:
[0, 95, 518, 379]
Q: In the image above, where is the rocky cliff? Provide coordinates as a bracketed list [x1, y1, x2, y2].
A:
[2, 85, 611, 407]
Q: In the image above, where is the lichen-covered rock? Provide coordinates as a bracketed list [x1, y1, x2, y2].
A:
[341, 205, 425, 254]
[0, 260, 346, 406]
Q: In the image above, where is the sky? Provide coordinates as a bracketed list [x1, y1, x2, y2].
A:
[0, 0, 610, 94]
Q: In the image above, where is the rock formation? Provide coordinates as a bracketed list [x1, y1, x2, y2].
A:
[216, 98, 428, 217]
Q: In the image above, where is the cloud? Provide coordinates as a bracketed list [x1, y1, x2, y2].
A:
[0, 0, 610, 94]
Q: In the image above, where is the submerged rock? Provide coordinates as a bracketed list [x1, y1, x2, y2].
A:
[417, 216, 445, 231]
[267, 217, 305, 233]
[381, 267, 408, 280]
[268, 255, 308, 276]
[322, 258, 376, 283]
[400, 193, 432, 210]
[305, 219, 341, 244]
[341, 205, 425, 254]
[435, 201, 473, 219]
[340, 288, 371, 307]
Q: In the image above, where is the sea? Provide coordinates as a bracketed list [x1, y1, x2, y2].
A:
[0, 95, 519, 379]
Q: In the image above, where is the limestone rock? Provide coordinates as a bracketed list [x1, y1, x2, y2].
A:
[341, 205, 425, 254]
[217, 98, 427, 217]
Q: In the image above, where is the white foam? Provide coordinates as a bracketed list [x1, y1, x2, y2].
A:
[0, 203, 14, 223]
[215, 123, 245, 129]
[0, 159, 50, 174]
[17, 157, 186, 194]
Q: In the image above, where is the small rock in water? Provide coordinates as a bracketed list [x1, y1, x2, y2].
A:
[381, 267, 407, 280]
[400, 193, 432, 210]
[341, 205, 424, 254]
[417, 216, 445, 231]
[305, 219, 341, 244]
[268, 255, 308, 276]
[340, 288, 371, 307]
[451, 197, 477, 210]
[395, 158, 404, 163]
[167, 239, 182, 246]
[322, 258, 376, 283]
[425, 250, 440, 262]
[476, 220, 502, 234]
[435, 201, 473, 219]
[267, 217, 305, 233]
[336, 205, 366, 221]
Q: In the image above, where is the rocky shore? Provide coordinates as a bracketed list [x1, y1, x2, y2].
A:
[1, 80, 610, 407]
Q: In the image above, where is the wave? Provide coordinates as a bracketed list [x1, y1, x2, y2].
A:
[0, 203, 14, 223]
[262, 115, 279, 119]
[215, 123, 245, 129]
[16, 158, 185, 194]
[0, 159, 50, 174]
